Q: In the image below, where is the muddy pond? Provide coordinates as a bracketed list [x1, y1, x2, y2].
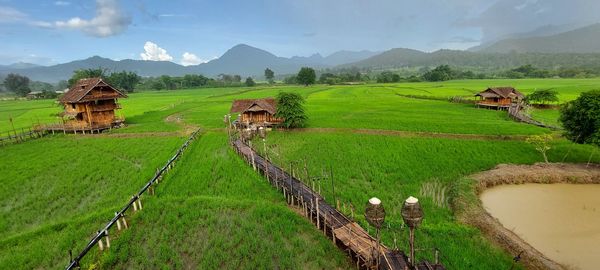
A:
[480, 183, 600, 270]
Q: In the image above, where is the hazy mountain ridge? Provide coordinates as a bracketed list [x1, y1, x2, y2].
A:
[472, 23, 600, 53]
[0, 44, 377, 83]
[0, 62, 42, 70]
[4, 22, 600, 84]
[468, 23, 585, 52]
[341, 48, 600, 71]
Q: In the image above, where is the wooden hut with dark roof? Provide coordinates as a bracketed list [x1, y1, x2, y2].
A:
[475, 87, 524, 109]
[229, 98, 283, 128]
[58, 77, 127, 131]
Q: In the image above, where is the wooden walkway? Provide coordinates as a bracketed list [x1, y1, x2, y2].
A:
[232, 139, 444, 270]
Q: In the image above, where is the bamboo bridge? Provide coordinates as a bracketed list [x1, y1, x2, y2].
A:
[232, 139, 445, 270]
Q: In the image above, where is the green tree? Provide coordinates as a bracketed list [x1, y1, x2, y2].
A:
[182, 74, 209, 88]
[526, 89, 559, 105]
[245, 77, 256, 87]
[296, 67, 316, 86]
[4, 73, 31, 97]
[422, 65, 452, 82]
[560, 90, 600, 146]
[68, 68, 107, 86]
[107, 71, 140, 93]
[526, 134, 553, 163]
[376, 71, 400, 83]
[275, 92, 307, 128]
[283, 75, 297, 84]
[159, 75, 176, 90]
[264, 68, 275, 84]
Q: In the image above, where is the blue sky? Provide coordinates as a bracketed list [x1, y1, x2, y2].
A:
[1, 0, 599, 65]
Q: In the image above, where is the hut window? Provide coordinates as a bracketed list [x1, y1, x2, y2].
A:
[71, 104, 76, 109]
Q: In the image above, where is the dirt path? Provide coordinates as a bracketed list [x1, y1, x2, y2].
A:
[456, 163, 600, 270]
[164, 113, 200, 136]
[289, 127, 530, 141]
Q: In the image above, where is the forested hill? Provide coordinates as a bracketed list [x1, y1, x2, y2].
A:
[340, 49, 600, 71]
[474, 23, 600, 54]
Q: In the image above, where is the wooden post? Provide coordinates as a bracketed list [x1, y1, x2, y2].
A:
[300, 196, 305, 216]
[332, 224, 336, 244]
[98, 234, 104, 251]
[104, 231, 111, 248]
[316, 198, 320, 229]
[309, 196, 313, 221]
[116, 213, 122, 230]
[283, 188, 287, 203]
[122, 215, 128, 228]
[133, 197, 138, 211]
[265, 162, 270, 182]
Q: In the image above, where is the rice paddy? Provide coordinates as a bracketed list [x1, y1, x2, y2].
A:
[1, 78, 599, 269]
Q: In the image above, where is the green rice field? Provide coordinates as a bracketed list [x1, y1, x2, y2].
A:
[1, 78, 599, 269]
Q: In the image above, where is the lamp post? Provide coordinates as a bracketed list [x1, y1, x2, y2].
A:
[401, 196, 424, 268]
[365, 197, 385, 268]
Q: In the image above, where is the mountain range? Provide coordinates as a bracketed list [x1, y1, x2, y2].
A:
[0, 45, 378, 83]
[471, 23, 600, 53]
[2, 23, 600, 83]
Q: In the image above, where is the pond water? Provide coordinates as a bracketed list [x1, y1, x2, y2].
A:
[480, 183, 600, 270]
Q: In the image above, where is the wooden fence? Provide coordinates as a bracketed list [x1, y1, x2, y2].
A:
[64, 129, 201, 270]
[0, 127, 45, 146]
[231, 138, 445, 270]
[508, 102, 561, 130]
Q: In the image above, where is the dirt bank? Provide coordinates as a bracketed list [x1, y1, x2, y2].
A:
[455, 163, 600, 270]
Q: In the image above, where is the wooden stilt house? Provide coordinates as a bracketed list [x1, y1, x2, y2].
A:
[475, 87, 524, 110]
[58, 78, 127, 130]
[230, 98, 283, 128]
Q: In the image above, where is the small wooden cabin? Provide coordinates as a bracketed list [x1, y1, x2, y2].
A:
[475, 87, 524, 109]
[58, 78, 127, 130]
[26, 91, 43, 100]
[230, 98, 283, 128]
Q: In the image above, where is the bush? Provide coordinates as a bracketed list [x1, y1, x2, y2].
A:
[560, 90, 600, 146]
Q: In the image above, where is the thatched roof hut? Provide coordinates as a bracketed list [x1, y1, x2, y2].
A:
[58, 78, 127, 130]
[475, 87, 524, 109]
[230, 98, 282, 127]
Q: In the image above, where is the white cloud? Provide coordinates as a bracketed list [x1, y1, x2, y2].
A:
[140, 41, 173, 61]
[54, 1, 70, 6]
[38, 0, 131, 37]
[0, 6, 26, 23]
[180, 52, 207, 66]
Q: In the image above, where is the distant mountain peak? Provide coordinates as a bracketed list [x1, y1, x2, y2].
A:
[221, 44, 277, 59]
[472, 22, 600, 53]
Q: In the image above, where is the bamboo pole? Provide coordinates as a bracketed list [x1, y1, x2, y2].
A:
[316, 198, 320, 229]
[104, 231, 111, 248]
[133, 197, 138, 211]
[98, 235, 104, 251]
[121, 215, 128, 228]
[116, 213, 122, 230]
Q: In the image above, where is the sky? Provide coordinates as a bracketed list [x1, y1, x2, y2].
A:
[1, 0, 600, 66]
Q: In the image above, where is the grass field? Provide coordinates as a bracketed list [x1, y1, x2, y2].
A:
[1, 78, 599, 269]
[2, 78, 599, 134]
[253, 132, 599, 269]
